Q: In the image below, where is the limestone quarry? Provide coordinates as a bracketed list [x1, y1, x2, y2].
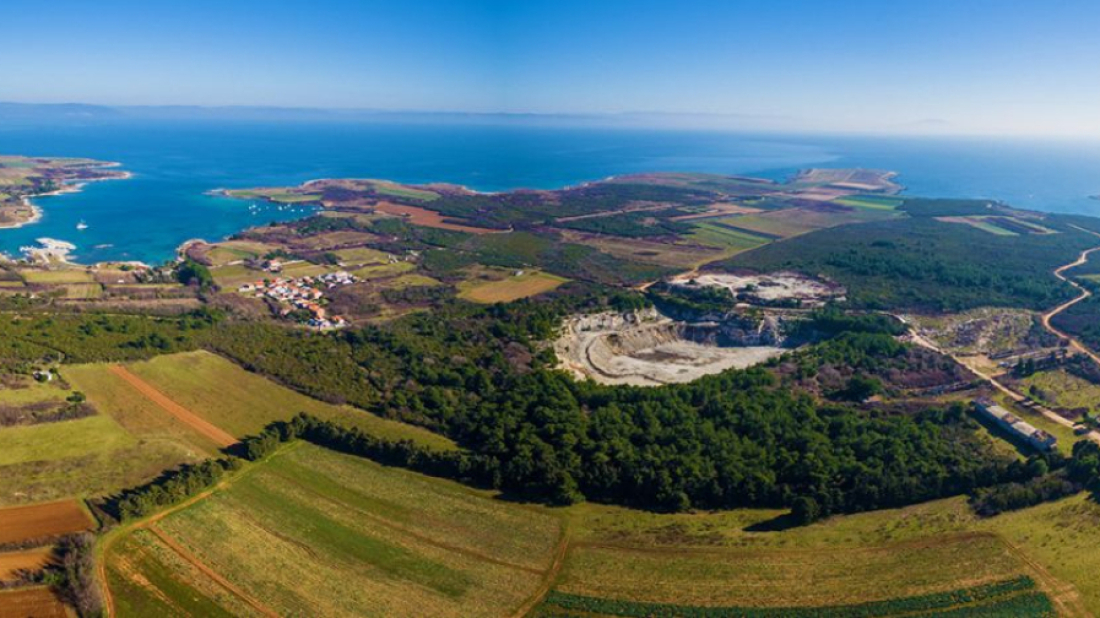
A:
[554, 307, 790, 386]
[555, 270, 841, 386]
[667, 271, 844, 307]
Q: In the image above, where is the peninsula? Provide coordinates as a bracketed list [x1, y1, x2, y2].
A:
[0, 156, 130, 229]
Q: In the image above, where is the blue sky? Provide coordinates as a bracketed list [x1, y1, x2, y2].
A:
[2, 0, 1099, 135]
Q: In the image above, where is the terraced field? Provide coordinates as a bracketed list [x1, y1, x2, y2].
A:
[106, 443, 563, 617]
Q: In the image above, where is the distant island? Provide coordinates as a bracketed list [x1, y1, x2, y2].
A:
[0, 156, 130, 229]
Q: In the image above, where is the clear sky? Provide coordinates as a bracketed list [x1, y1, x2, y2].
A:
[2, 0, 1099, 136]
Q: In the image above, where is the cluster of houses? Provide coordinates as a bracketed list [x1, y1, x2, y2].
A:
[238, 271, 358, 329]
[974, 398, 1058, 452]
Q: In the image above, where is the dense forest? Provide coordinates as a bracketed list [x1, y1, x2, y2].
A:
[0, 283, 1034, 520]
[199, 294, 1026, 519]
[728, 216, 1096, 312]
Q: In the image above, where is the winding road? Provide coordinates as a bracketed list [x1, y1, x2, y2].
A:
[1042, 234, 1100, 367]
[904, 233, 1100, 444]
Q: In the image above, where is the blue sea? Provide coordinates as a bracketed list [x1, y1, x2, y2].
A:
[2, 120, 1100, 264]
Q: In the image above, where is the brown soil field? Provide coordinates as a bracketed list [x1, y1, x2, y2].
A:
[108, 365, 237, 448]
[669, 202, 763, 221]
[0, 499, 93, 544]
[0, 547, 53, 581]
[460, 272, 567, 303]
[372, 201, 502, 234]
[0, 587, 67, 618]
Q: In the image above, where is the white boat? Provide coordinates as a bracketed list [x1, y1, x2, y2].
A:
[76, 220, 89, 230]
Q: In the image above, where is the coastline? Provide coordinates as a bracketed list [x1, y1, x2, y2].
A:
[0, 165, 132, 231]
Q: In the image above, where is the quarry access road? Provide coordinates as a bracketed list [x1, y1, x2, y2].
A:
[898, 316, 1100, 448]
[898, 238, 1100, 447]
[1041, 240, 1100, 368]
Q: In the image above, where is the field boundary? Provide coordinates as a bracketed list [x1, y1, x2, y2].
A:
[146, 524, 279, 618]
[107, 364, 237, 448]
[268, 468, 546, 575]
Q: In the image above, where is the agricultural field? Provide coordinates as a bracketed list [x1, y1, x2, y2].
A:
[938, 215, 1059, 236]
[121, 350, 456, 450]
[351, 261, 416, 280]
[0, 349, 453, 504]
[536, 578, 1050, 617]
[209, 264, 260, 288]
[0, 406, 200, 505]
[58, 283, 104, 299]
[201, 240, 279, 266]
[559, 231, 728, 269]
[0, 547, 52, 581]
[0, 499, 93, 544]
[559, 495, 1085, 615]
[367, 180, 440, 201]
[835, 194, 905, 211]
[551, 536, 1030, 610]
[18, 268, 97, 284]
[106, 443, 562, 617]
[226, 188, 324, 203]
[687, 221, 773, 253]
[0, 587, 68, 618]
[329, 246, 390, 266]
[458, 269, 568, 303]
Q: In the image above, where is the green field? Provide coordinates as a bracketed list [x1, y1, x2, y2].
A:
[558, 491, 1093, 616]
[382, 273, 443, 289]
[0, 405, 200, 506]
[0, 375, 70, 406]
[123, 351, 456, 450]
[59, 283, 104, 299]
[330, 246, 390, 266]
[19, 269, 97, 284]
[352, 260, 416, 279]
[1021, 368, 1100, 415]
[0, 350, 454, 504]
[203, 241, 278, 266]
[227, 189, 322, 203]
[277, 261, 336, 279]
[713, 212, 825, 238]
[536, 579, 1052, 617]
[108, 443, 561, 617]
[208, 264, 260, 288]
[835, 195, 905, 211]
[369, 181, 440, 202]
[687, 222, 772, 252]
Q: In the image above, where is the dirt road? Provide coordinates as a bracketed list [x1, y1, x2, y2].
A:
[108, 365, 237, 448]
[1042, 244, 1100, 367]
[900, 240, 1100, 445]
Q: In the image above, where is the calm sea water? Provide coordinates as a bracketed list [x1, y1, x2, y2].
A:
[2, 121, 1100, 264]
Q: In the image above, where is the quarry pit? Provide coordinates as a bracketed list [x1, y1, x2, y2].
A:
[555, 271, 842, 386]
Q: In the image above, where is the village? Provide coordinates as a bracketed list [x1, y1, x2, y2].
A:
[238, 264, 357, 329]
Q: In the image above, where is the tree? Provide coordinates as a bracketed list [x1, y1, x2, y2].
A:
[176, 258, 214, 289]
[791, 496, 821, 525]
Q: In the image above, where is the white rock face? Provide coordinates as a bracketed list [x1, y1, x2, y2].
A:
[554, 309, 787, 387]
[668, 271, 844, 306]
